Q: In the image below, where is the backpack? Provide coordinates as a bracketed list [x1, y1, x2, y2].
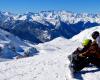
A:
[96, 35, 100, 48]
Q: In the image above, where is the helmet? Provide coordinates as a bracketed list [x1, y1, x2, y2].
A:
[92, 31, 99, 39]
[82, 39, 92, 46]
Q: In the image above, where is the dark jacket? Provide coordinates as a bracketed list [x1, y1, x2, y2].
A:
[70, 46, 90, 64]
[80, 41, 98, 57]
[80, 41, 100, 66]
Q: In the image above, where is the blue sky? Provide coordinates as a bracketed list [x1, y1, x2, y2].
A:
[0, 0, 100, 13]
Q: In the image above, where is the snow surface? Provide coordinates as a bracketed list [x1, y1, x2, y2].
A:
[0, 37, 100, 80]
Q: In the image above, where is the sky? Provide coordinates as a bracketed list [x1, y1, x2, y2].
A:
[0, 0, 100, 14]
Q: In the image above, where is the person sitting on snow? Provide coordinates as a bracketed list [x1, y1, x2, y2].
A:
[69, 31, 100, 74]
[68, 39, 92, 73]
[79, 31, 100, 67]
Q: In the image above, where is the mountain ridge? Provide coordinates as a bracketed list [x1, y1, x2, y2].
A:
[0, 10, 100, 43]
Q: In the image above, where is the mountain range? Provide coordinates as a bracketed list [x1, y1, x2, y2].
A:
[0, 10, 100, 43]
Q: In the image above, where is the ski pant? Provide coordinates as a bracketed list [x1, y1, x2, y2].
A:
[69, 56, 100, 72]
[69, 57, 90, 72]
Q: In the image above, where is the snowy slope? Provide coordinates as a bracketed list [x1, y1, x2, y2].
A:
[0, 28, 38, 59]
[71, 26, 100, 42]
[0, 37, 100, 80]
[0, 37, 79, 80]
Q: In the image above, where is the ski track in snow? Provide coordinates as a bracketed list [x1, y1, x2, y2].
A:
[0, 37, 100, 80]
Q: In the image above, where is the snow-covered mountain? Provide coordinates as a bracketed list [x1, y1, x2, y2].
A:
[0, 10, 100, 43]
[0, 28, 38, 59]
[0, 12, 100, 80]
[0, 10, 100, 59]
[14, 11, 100, 24]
